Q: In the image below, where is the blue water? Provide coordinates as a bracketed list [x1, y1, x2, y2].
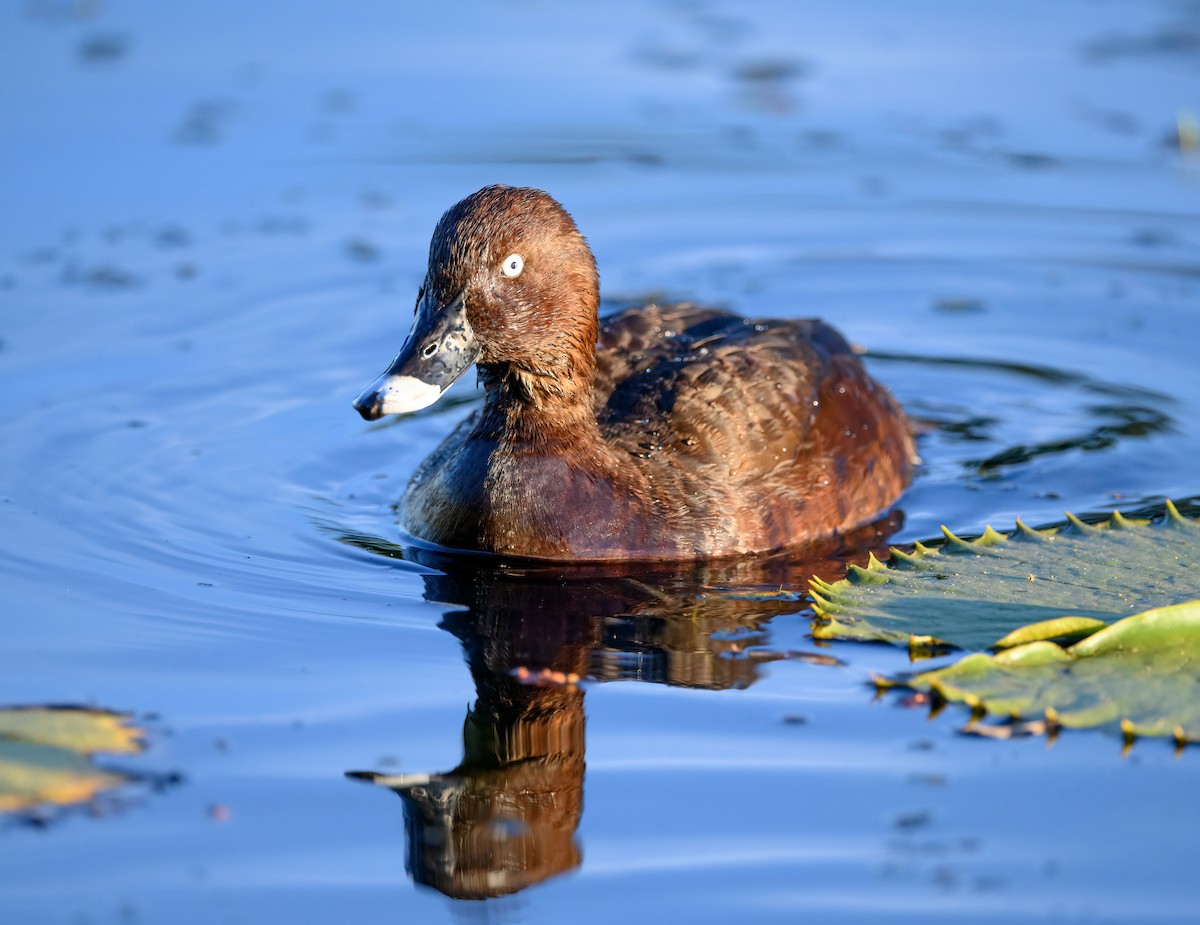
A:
[2, 1, 1199, 921]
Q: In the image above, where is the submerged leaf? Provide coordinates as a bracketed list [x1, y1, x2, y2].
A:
[810, 503, 1200, 650]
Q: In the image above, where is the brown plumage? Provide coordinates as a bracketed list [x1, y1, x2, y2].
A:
[354, 185, 916, 561]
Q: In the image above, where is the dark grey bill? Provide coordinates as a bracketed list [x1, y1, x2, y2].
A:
[353, 289, 479, 420]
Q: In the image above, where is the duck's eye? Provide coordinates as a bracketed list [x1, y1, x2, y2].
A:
[501, 253, 524, 278]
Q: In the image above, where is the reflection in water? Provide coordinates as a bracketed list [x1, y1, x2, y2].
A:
[343, 514, 901, 899]
[870, 350, 1178, 477]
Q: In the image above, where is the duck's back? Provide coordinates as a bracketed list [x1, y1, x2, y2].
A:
[592, 304, 914, 555]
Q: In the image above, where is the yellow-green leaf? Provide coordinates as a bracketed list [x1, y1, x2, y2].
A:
[0, 707, 143, 756]
[0, 706, 145, 814]
[903, 601, 1200, 742]
[992, 616, 1108, 649]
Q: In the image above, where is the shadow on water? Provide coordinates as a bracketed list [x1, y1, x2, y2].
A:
[336, 514, 903, 900]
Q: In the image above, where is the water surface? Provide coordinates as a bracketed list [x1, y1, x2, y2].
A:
[2, 1, 1199, 921]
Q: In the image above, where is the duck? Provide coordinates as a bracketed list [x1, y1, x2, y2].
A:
[353, 185, 915, 561]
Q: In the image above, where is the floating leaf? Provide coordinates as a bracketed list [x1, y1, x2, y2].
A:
[0, 706, 143, 755]
[0, 741, 128, 813]
[991, 615, 1108, 649]
[0, 706, 144, 814]
[811, 502, 1200, 650]
[902, 601, 1200, 743]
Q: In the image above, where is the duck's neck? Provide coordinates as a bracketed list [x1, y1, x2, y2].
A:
[475, 357, 600, 447]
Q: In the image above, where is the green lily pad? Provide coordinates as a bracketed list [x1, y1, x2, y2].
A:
[810, 502, 1200, 651]
[900, 600, 1200, 743]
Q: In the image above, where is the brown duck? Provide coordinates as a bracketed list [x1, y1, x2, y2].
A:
[353, 185, 915, 561]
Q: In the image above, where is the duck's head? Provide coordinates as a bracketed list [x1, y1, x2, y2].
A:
[353, 186, 600, 420]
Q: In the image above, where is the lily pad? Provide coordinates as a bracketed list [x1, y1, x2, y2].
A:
[0, 706, 143, 755]
[899, 600, 1200, 743]
[810, 502, 1200, 650]
[0, 706, 144, 814]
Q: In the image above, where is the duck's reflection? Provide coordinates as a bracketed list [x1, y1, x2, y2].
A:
[344, 513, 901, 900]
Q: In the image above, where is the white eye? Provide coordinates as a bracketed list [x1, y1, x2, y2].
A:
[501, 253, 524, 278]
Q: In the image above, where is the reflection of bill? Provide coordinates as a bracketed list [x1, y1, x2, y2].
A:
[0, 706, 145, 815]
[345, 513, 901, 900]
[351, 678, 586, 900]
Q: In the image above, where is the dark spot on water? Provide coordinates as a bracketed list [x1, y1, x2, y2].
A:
[797, 128, 841, 151]
[61, 262, 139, 291]
[155, 225, 191, 248]
[1006, 151, 1057, 170]
[781, 714, 807, 725]
[1131, 227, 1179, 248]
[935, 415, 998, 443]
[175, 263, 197, 280]
[1074, 102, 1141, 136]
[77, 32, 130, 65]
[344, 238, 381, 263]
[197, 582, 213, 587]
[732, 58, 809, 114]
[934, 296, 986, 314]
[894, 810, 932, 831]
[939, 116, 1006, 152]
[174, 99, 237, 146]
[734, 58, 809, 84]
[126, 419, 147, 429]
[19, 247, 60, 267]
[626, 150, 665, 168]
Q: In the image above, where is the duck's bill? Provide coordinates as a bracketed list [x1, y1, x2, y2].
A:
[353, 289, 479, 420]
